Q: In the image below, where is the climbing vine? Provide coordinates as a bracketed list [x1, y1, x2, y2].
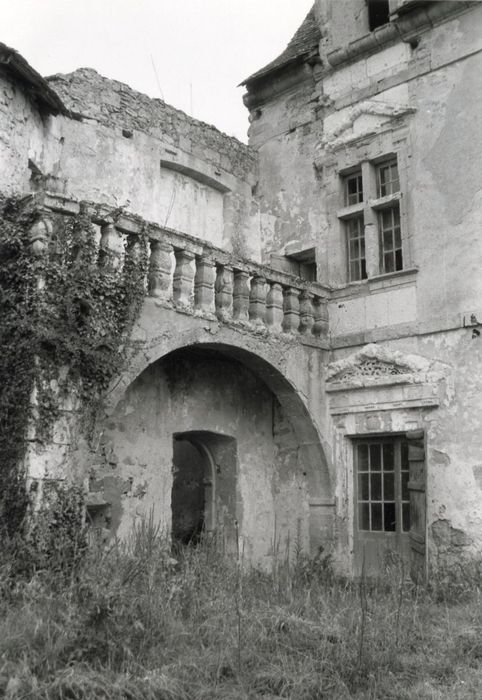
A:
[0, 195, 149, 537]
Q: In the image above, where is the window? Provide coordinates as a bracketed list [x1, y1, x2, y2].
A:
[338, 154, 405, 281]
[355, 437, 410, 534]
[367, 0, 390, 31]
[346, 216, 367, 282]
[377, 159, 399, 197]
[345, 171, 363, 206]
[379, 207, 402, 273]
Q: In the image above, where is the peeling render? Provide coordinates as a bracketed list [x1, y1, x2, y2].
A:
[2, 2, 482, 576]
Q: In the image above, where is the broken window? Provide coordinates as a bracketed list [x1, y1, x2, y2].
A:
[346, 216, 367, 282]
[367, 0, 390, 31]
[345, 171, 363, 206]
[355, 437, 410, 533]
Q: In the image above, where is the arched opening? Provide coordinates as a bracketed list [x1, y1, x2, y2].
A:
[171, 431, 237, 548]
[102, 333, 334, 561]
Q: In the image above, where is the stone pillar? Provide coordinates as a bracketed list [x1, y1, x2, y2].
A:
[299, 291, 315, 335]
[99, 222, 122, 272]
[282, 287, 300, 334]
[173, 249, 195, 307]
[266, 282, 284, 332]
[313, 295, 328, 337]
[215, 264, 234, 321]
[194, 257, 216, 316]
[249, 275, 267, 326]
[233, 270, 250, 322]
[148, 240, 173, 301]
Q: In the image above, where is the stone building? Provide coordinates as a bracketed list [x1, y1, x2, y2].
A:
[1, 0, 481, 577]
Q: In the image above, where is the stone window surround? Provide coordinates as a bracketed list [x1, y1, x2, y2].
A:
[323, 123, 412, 291]
[338, 152, 406, 283]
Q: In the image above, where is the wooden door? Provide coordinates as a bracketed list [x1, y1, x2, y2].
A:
[406, 429, 427, 582]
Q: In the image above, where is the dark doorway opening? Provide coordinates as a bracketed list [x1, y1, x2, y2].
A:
[172, 438, 207, 544]
[171, 431, 237, 548]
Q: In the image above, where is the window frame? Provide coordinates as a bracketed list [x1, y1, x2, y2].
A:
[338, 151, 406, 282]
[354, 435, 410, 536]
[346, 215, 367, 283]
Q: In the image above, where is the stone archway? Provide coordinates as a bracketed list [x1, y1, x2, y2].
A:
[101, 327, 334, 558]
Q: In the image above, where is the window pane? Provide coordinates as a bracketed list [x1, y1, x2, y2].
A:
[402, 503, 411, 532]
[401, 471, 409, 501]
[359, 473, 370, 501]
[359, 503, 370, 531]
[370, 444, 381, 470]
[384, 253, 394, 273]
[371, 503, 383, 531]
[358, 443, 369, 470]
[383, 443, 394, 470]
[383, 230, 393, 250]
[395, 249, 403, 271]
[401, 441, 409, 468]
[383, 473, 394, 501]
[371, 473, 382, 501]
[384, 503, 396, 532]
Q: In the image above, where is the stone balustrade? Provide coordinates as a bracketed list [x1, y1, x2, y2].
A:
[29, 193, 330, 344]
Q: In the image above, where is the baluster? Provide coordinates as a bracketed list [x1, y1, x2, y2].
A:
[233, 270, 250, 323]
[266, 282, 284, 332]
[249, 275, 267, 326]
[312, 295, 328, 337]
[282, 287, 301, 334]
[215, 264, 233, 321]
[194, 256, 216, 316]
[299, 291, 315, 335]
[173, 249, 195, 307]
[148, 240, 173, 301]
[29, 217, 52, 291]
[99, 222, 121, 272]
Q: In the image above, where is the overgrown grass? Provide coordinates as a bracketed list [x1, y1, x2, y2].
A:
[0, 517, 480, 699]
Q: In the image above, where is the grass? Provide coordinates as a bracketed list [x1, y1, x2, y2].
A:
[0, 517, 480, 699]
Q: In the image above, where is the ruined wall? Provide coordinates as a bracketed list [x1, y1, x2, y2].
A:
[89, 349, 310, 566]
[0, 69, 46, 194]
[0, 66, 260, 258]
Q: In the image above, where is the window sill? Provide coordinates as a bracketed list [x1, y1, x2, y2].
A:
[331, 267, 418, 299]
[369, 193, 401, 210]
[337, 202, 364, 220]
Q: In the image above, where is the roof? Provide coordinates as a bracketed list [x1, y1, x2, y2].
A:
[0, 42, 67, 115]
[241, 5, 321, 86]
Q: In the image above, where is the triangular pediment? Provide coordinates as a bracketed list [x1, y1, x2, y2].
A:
[320, 100, 415, 153]
[326, 344, 447, 389]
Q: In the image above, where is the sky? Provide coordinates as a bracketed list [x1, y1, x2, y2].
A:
[2, 0, 315, 142]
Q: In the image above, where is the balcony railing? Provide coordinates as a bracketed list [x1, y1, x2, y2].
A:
[29, 192, 330, 344]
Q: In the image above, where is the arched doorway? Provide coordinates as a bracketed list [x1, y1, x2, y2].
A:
[171, 431, 237, 548]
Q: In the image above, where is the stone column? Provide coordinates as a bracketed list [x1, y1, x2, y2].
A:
[282, 287, 300, 334]
[148, 240, 173, 301]
[249, 275, 267, 326]
[233, 270, 250, 323]
[194, 257, 216, 316]
[266, 282, 284, 332]
[99, 222, 122, 272]
[312, 295, 328, 337]
[173, 249, 195, 307]
[299, 291, 315, 335]
[215, 264, 234, 321]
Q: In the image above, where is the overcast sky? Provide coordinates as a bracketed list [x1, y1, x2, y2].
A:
[3, 0, 314, 142]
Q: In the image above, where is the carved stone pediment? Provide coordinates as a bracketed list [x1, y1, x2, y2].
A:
[318, 100, 415, 154]
[326, 343, 448, 390]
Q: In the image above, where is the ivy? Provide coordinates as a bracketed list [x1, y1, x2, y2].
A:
[0, 195, 149, 537]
